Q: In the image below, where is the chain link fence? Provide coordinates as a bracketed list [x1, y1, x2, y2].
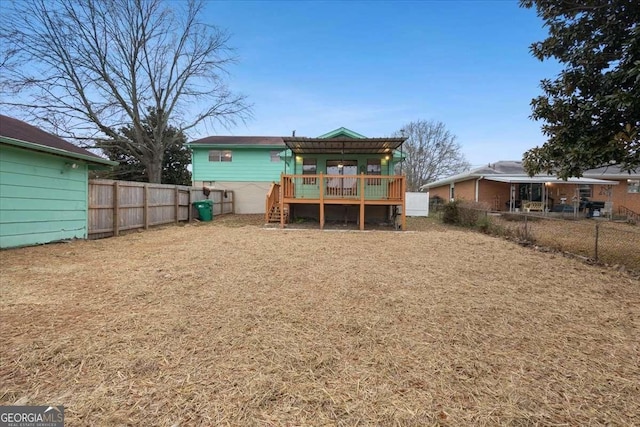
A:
[492, 213, 640, 272]
[440, 202, 640, 274]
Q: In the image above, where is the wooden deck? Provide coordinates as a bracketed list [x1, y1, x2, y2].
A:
[266, 174, 406, 230]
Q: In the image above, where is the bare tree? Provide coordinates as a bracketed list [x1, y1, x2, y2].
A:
[1, 0, 250, 183]
[395, 120, 470, 191]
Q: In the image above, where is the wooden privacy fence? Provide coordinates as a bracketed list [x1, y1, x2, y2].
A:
[88, 180, 234, 239]
[196, 187, 235, 217]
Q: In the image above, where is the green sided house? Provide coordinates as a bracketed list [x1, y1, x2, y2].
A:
[188, 127, 408, 229]
[188, 135, 287, 214]
[0, 115, 117, 248]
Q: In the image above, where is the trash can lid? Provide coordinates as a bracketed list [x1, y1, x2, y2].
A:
[192, 199, 213, 205]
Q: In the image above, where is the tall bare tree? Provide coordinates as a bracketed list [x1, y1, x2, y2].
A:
[395, 120, 470, 191]
[1, 0, 250, 183]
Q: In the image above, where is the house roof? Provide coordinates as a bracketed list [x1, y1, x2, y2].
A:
[0, 115, 116, 166]
[317, 127, 367, 139]
[187, 136, 286, 147]
[485, 176, 619, 185]
[581, 165, 640, 180]
[187, 127, 407, 155]
[421, 160, 638, 190]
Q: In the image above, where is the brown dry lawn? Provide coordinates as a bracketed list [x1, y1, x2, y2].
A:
[492, 214, 640, 271]
[1, 215, 639, 426]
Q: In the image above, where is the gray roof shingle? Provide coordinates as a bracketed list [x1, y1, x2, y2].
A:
[0, 115, 104, 160]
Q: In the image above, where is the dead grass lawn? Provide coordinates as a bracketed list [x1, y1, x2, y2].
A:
[1, 216, 639, 426]
[493, 215, 640, 271]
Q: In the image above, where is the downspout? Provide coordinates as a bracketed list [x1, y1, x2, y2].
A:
[189, 147, 195, 186]
[475, 176, 483, 203]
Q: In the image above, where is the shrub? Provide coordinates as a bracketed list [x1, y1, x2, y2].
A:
[458, 205, 482, 227]
[476, 215, 492, 233]
[442, 200, 460, 224]
[442, 200, 493, 230]
[429, 196, 445, 213]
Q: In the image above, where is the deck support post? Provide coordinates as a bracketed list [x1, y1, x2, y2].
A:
[401, 176, 406, 230]
[280, 174, 285, 229]
[359, 173, 365, 231]
[319, 172, 325, 230]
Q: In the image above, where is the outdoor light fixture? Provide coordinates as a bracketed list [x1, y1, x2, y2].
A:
[385, 155, 390, 160]
[67, 162, 78, 169]
[62, 162, 79, 173]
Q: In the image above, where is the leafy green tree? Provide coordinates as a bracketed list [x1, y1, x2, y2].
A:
[521, 0, 640, 178]
[97, 109, 192, 185]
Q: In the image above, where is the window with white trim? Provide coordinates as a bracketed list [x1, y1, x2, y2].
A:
[208, 150, 232, 162]
[628, 179, 640, 193]
[579, 184, 592, 199]
[270, 151, 281, 162]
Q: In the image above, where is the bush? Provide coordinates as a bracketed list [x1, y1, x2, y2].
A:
[458, 205, 483, 227]
[442, 200, 492, 230]
[442, 200, 460, 224]
[429, 196, 445, 213]
[476, 215, 492, 233]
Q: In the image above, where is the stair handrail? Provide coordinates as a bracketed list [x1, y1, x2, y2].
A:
[618, 205, 639, 223]
[265, 182, 280, 222]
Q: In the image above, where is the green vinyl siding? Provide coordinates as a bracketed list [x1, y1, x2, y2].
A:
[191, 146, 285, 182]
[191, 145, 402, 183]
[0, 145, 89, 248]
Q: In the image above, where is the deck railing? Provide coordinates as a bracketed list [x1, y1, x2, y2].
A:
[281, 174, 404, 201]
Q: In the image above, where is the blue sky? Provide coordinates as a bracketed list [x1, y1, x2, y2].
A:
[196, 0, 561, 168]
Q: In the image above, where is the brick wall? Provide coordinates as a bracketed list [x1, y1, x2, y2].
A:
[478, 180, 511, 211]
[454, 179, 476, 201]
[428, 185, 450, 201]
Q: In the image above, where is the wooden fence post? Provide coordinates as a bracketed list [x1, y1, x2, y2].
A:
[174, 186, 179, 223]
[594, 223, 599, 262]
[143, 184, 149, 229]
[113, 181, 120, 237]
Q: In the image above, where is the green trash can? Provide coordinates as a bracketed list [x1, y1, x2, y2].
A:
[193, 199, 213, 221]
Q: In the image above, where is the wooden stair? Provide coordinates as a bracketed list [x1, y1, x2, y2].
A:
[267, 205, 289, 223]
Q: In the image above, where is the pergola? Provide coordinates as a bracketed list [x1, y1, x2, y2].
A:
[282, 136, 406, 155]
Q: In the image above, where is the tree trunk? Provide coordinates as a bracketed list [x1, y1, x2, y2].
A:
[147, 158, 163, 183]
